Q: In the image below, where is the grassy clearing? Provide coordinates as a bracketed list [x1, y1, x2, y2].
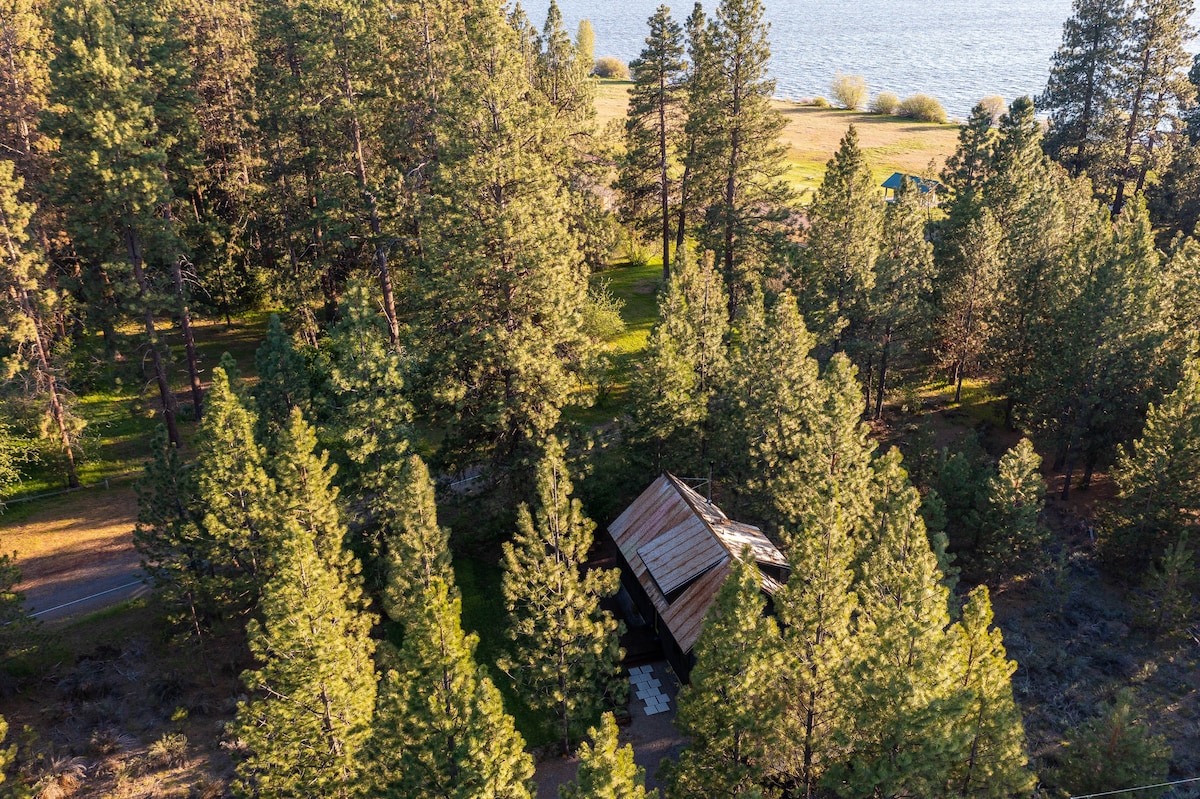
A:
[594, 81, 961, 198]
[920, 376, 1007, 427]
[455, 557, 555, 749]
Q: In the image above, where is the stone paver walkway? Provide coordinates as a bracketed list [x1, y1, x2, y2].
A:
[630, 664, 671, 715]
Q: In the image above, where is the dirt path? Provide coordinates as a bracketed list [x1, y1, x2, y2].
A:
[3, 485, 144, 622]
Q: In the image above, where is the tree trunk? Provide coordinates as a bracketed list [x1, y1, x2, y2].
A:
[659, 68, 672, 282]
[335, 14, 400, 347]
[163, 199, 204, 419]
[126, 224, 180, 446]
[874, 338, 891, 420]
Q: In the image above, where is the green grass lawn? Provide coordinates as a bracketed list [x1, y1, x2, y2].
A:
[455, 556, 556, 748]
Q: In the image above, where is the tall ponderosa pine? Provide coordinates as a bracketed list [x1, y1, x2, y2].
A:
[697, 0, 793, 315]
[1, 0, 53, 188]
[560, 712, 658, 799]
[271, 408, 357, 581]
[1101, 357, 1200, 568]
[416, 0, 596, 472]
[628, 249, 729, 474]
[1040, 0, 1128, 175]
[0, 157, 80, 486]
[619, 4, 686, 278]
[940, 209, 1002, 403]
[232, 479, 377, 799]
[501, 437, 623, 755]
[1027, 199, 1170, 497]
[944, 586, 1035, 798]
[665, 555, 783, 798]
[768, 352, 876, 798]
[802, 124, 882, 352]
[867, 177, 935, 419]
[380, 453, 456, 628]
[833, 449, 964, 799]
[45, 0, 188, 441]
[190, 365, 277, 617]
[177, 0, 263, 321]
[370, 577, 535, 799]
[1109, 0, 1196, 215]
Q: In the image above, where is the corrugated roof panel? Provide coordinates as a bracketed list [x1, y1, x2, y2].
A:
[662, 562, 732, 652]
[637, 515, 726, 595]
[713, 519, 791, 568]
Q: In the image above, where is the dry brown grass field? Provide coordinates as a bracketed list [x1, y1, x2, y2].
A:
[595, 80, 961, 197]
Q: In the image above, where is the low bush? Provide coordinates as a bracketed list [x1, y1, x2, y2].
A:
[831, 72, 868, 110]
[870, 91, 899, 115]
[897, 93, 947, 123]
[593, 56, 629, 80]
[808, 96, 830, 108]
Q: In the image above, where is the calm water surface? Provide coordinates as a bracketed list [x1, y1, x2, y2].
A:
[538, 0, 1085, 119]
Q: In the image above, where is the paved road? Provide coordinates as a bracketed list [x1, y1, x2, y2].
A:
[23, 550, 147, 623]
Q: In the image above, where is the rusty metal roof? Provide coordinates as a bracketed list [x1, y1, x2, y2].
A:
[608, 473, 789, 652]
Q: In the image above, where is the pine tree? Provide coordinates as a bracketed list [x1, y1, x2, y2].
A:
[177, 0, 263, 321]
[1040, 0, 1129, 175]
[1109, 0, 1196, 214]
[1132, 534, 1197, 636]
[1053, 690, 1171, 799]
[253, 313, 311, 448]
[190, 365, 277, 618]
[619, 4, 686, 277]
[802, 124, 882, 351]
[0, 0, 53, 188]
[370, 577, 535, 799]
[697, 0, 793, 315]
[500, 437, 623, 755]
[0, 544, 34, 661]
[833, 448, 964, 799]
[321, 283, 412, 497]
[771, 402, 864, 797]
[560, 712, 658, 799]
[675, 2, 722, 253]
[134, 426, 206, 635]
[664, 555, 783, 798]
[1101, 357, 1200, 567]
[44, 0, 185, 440]
[939, 103, 996, 242]
[416, 0, 596, 473]
[977, 438, 1048, 575]
[627, 249, 729, 474]
[0, 157, 80, 486]
[272, 408, 356, 581]
[0, 713, 14, 792]
[868, 176, 935, 419]
[380, 453, 456, 627]
[939, 209, 1002, 403]
[232, 516, 377, 798]
[944, 587, 1034, 798]
[1028, 198, 1170, 497]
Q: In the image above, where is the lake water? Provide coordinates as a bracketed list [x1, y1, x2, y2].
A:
[535, 0, 1084, 120]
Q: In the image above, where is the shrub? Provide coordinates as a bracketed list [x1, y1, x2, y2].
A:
[979, 95, 1006, 125]
[146, 733, 189, 769]
[830, 72, 868, 110]
[897, 94, 947, 123]
[593, 56, 629, 80]
[809, 96, 830, 108]
[870, 91, 900, 115]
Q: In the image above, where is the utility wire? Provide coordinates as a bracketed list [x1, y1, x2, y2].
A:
[1070, 775, 1200, 798]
